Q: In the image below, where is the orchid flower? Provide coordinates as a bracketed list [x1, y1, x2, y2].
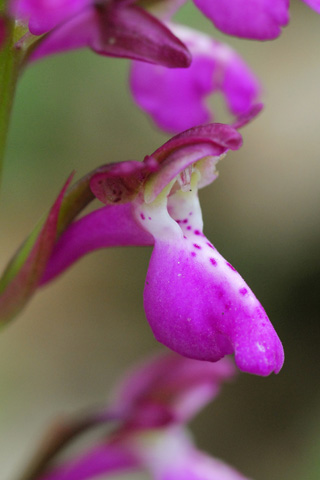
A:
[36, 119, 284, 376]
[6, 0, 191, 68]
[130, 24, 261, 133]
[37, 352, 252, 480]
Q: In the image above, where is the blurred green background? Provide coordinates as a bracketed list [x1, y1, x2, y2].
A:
[1, 1, 320, 479]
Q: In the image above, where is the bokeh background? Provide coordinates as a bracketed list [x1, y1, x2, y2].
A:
[1, 1, 320, 479]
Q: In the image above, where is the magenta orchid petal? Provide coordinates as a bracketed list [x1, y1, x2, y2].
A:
[11, 0, 91, 35]
[302, 0, 320, 12]
[30, 3, 191, 67]
[140, 173, 284, 376]
[41, 203, 154, 285]
[193, 0, 289, 40]
[130, 25, 261, 133]
[110, 352, 235, 425]
[144, 236, 284, 375]
[39, 443, 138, 480]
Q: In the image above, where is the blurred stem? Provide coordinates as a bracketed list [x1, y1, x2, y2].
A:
[16, 410, 116, 480]
[0, 16, 23, 190]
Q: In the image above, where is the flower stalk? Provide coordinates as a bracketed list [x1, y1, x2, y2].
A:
[0, 13, 24, 187]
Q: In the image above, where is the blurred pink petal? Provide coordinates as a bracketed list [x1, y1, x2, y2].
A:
[11, 0, 91, 34]
[193, 0, 289, 40]
[40, 443, 137, 480]
[132, 427, 252, 480]
[110, 352, 235, 425]
[30, 3, 191, 67]
[302, 0, 320, 12]
[130, 25, 261, 133]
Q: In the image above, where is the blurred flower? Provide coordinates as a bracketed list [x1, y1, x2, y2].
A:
[8, 0, 191, 68]
[28, 1, 191, 67]
[193, 0, 290, 40]
[40, 120, 284, 376]
[146, 0, 319, 40]
[10, 0, 91, 35]
[130, 24, 261, 133]
[38, 352, 251, 480]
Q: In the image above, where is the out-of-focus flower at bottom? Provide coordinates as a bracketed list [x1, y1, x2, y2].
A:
[38, 352, 251, 480]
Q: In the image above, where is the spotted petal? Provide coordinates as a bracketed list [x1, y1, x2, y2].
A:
[143, 186, 284, 376]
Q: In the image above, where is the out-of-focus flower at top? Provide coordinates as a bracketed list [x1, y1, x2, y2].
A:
[193, 0, 290, 40]
[194, 0, 320, 39]
[130, 24, 261, 133]
[38, 119, 284, 377]
[10, 0, 91, 35]
[38, 352, 252, 480]
[24, 0, 191, 67]
[144, 0, 319, 40]
[6, 0, 191, 68]
[28, 1, 191, 66]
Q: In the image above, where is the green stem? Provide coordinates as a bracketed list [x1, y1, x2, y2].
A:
[0, 16, 23, 189]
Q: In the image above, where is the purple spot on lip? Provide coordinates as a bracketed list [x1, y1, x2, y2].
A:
[191, 252, 196, 257]
[176, 219, 181, 224]
[183, 219, 188, 224]
[148, 217, 152, 220]
[207, 242, 215, 250]
[187, 226, 192, 230]
[226, 262, 236, 272]
[194, 230, 201, 235]
[189, 212, 193, 216]
[140, 213, 145, 220]
[239, 287, 248, 296]
[210, 258, 217, 266]
[193, 244, 201, 249]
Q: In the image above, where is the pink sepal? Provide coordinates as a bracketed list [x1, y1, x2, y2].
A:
[41, 203, 154, 285]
